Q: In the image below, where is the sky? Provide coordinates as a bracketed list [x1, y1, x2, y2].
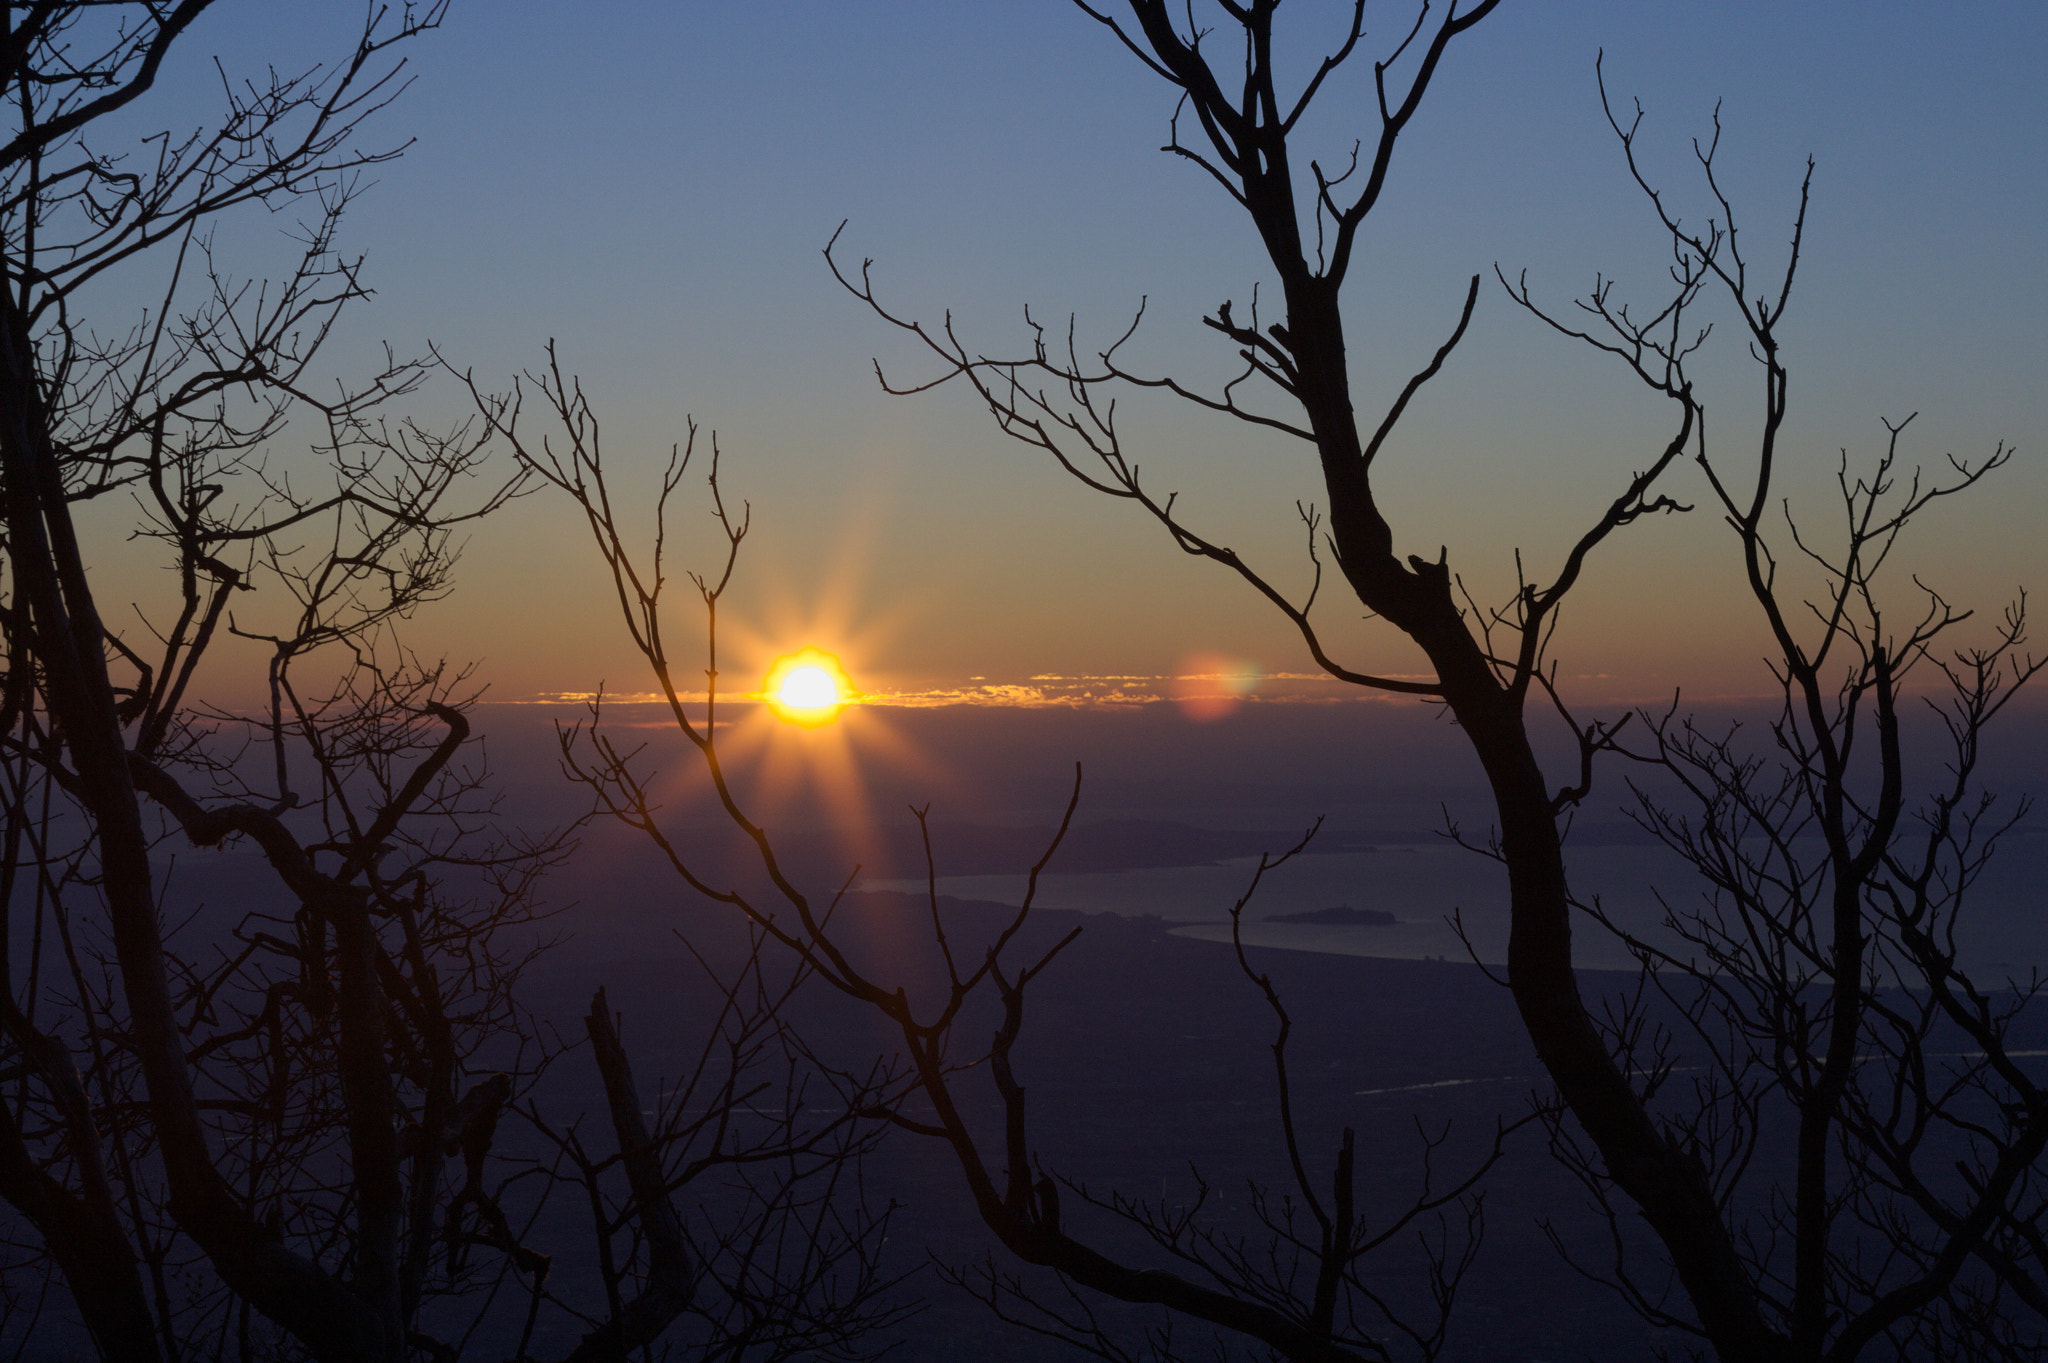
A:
[96, 2, 2048, 717]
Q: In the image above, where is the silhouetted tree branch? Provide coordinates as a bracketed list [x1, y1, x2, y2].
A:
[1504, 63, 2047, 1359]
[465, 344, 1514, 1362]
[830, 5, 2043, 1360]
[0, 8, 898, 1360]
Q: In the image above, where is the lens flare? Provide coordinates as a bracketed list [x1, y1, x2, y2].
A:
[763, 648, 855, 726]
[1171, 653, 1260, 721]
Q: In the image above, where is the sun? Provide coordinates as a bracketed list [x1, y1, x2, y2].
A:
[780, 665, 838, 709]
[762, 647, 856, 726]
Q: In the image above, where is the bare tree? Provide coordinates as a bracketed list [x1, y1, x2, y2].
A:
[459, 342, 1520, 1363]
[822, 3, 2045, 1360]
[520, 971, 906, 1363]
[0, 7, 898, 1361]
[1498, 73, 2048, 1360]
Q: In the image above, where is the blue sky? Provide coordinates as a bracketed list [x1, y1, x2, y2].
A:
[125, 2, 2048, 704]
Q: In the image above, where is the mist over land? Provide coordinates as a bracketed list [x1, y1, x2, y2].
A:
[24, 659, 2041, 1359]
[376, 694, 2048, 1359]
[473, 694, 2048, 971]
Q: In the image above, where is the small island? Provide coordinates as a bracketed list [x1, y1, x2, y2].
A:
[1265, 905, 1399, 927]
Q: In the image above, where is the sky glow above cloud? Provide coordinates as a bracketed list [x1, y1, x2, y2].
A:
[123, 3, 2047, 710]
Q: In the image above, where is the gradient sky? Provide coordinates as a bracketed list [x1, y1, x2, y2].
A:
[114, 2, 2048, 711]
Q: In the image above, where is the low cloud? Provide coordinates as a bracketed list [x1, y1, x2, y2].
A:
[504, 672, 1431, 710]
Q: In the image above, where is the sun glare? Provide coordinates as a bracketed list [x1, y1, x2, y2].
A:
[779, 666, 838, 709]
[763, 648, 855, 726]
